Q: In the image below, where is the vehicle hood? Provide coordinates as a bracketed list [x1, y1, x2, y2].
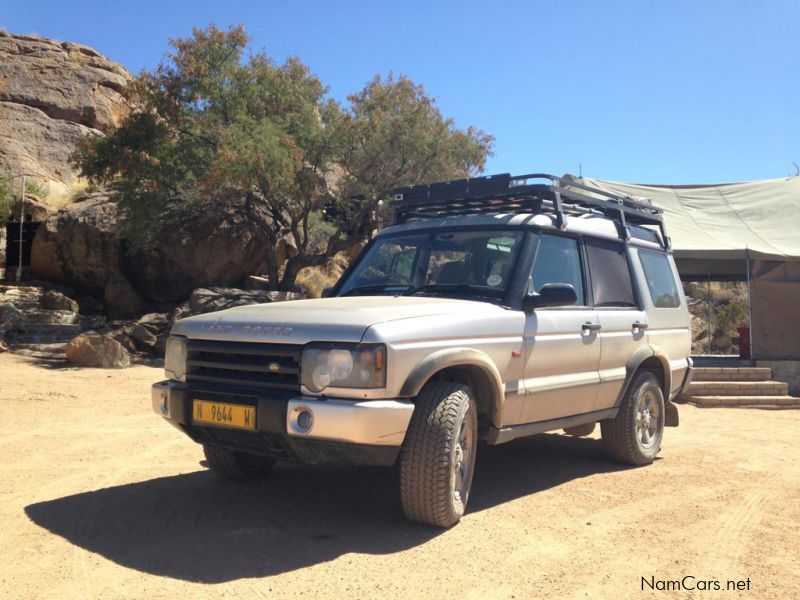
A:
[171, 296, 504, 344]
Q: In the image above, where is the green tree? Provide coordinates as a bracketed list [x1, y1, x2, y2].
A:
[74, 25, 493, 290]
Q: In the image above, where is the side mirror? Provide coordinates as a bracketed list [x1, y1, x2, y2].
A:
[321, 287, 334, 298]
[522, 283, 578, 311]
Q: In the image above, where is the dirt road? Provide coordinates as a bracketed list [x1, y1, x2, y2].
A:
[1, 352, 798, 599]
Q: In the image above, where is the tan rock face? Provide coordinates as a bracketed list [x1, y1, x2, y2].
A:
[0, 32, 132, 203]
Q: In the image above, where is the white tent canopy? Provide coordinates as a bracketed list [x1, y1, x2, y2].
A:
[574, 175, 800, 263]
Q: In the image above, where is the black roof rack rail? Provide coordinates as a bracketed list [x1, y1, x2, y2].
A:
[389, 173, 669, 248]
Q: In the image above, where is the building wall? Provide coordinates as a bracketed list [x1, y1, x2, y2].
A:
[756, 360, 800, 396]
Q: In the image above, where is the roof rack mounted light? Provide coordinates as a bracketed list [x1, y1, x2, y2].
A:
[389, 172, 669, 248]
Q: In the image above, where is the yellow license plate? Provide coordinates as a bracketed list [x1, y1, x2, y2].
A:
[192, 400, 256, 431]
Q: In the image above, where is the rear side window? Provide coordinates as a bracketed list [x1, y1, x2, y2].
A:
[530, 234, 584, 305]
[585, 238, 636, 307]
[638, 250, 681, 308]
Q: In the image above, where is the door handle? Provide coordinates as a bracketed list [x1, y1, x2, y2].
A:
[582, 322, 601, 332]
[632, 321, 649, 330]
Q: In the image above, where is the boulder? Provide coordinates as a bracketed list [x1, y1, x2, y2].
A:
[32, 192, 281, 304]
[246, 275, 272, 291]
[121, 195, 279, 302]
[30, 192, 124, 296]
[0, 32, 131, 204]
[188, 288, 305, 315]
[104, 274, 145, 318]
[131, 324, 157, 349]
[131, 312, 171, 352]
[171, 301, 192, 323]
[103, 323, 139, 354]
[65, 333, 131, 368]
[189, 287, 271, 315]
[80, 314, 107, 330]
[41, 289, 79, 313]
[712, 333, 733, 350]
[0, 303, 24, 339]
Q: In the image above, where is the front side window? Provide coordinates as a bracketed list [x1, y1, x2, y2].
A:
[338, 230, 525, 302]
[586, 238, 636, 307]
[638, 250, 681, 308]
[530, 234, 584, 305]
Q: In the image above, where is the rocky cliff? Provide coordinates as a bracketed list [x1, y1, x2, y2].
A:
[0, 32, 132, 204]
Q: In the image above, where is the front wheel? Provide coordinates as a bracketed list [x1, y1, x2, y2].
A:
[601, 371, 665, 466]
[399, 381, 478, 528]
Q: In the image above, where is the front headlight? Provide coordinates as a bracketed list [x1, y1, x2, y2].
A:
[301, 343, 386, 393]
[165, 335, 188, 382]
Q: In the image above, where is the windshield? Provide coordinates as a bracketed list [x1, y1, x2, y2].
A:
[337, 229, 526, 302]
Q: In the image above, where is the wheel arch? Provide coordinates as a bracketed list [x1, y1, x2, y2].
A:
[617, 345, 678, 427]
[398, 348, 505, 428]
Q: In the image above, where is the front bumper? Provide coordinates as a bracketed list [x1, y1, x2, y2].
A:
[152, 380, 414, 466]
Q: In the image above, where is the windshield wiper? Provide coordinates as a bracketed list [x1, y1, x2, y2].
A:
[340, 284, 412, 296]
[402, 284, 490, 297]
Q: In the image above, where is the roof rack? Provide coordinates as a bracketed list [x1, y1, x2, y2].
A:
[390, 173, 669, 248]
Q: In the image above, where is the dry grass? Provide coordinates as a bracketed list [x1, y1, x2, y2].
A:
[296, 254, 350, 297]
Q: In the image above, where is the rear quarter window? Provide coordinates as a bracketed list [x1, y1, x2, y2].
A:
[585, 238, 636, 307]
[638, 249, 681, 308]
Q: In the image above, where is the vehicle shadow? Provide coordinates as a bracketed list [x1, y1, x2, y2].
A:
[25, 433, 631, 582]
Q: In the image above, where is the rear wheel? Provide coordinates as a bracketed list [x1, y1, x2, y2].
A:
[601, 371, 664, 466]
[203, 444, 275, 479]
[399, 381, 478, 528]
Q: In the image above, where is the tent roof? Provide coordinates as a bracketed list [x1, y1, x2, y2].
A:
[573, 175, 800, 262]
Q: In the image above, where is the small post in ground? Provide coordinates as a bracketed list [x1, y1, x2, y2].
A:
[16, 175, 25, 282]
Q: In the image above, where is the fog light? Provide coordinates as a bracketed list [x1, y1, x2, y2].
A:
[297, 410, 313, 431]
[289, 405, 314, 434]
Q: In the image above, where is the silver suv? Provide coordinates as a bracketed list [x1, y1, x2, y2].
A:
[153, 173, 693, 528]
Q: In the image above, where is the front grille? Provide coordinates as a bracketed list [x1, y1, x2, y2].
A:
[186, 339, 302, 391]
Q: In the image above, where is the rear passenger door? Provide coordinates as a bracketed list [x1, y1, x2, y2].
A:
[520, 234, 601, 424]
[586, 238, 649, 410]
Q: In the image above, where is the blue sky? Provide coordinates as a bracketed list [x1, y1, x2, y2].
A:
[2, 0, 798, 184]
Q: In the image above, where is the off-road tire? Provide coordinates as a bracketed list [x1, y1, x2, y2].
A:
[203, 444, 276, 479]
[399, 381, 478, 528]
[601, 371, 665, 466]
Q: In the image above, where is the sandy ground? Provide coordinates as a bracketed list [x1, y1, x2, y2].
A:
[0, 352, 799, 600]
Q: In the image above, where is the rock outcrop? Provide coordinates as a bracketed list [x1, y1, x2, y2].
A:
[0, 32, 131, 203]
[31, 191, 281, 304]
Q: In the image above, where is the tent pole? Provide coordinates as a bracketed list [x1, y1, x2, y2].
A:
[706, 279, 712, 355]
[746, 249, 754, 363]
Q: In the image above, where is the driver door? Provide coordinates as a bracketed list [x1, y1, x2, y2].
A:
[519, 234, 601, 423]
